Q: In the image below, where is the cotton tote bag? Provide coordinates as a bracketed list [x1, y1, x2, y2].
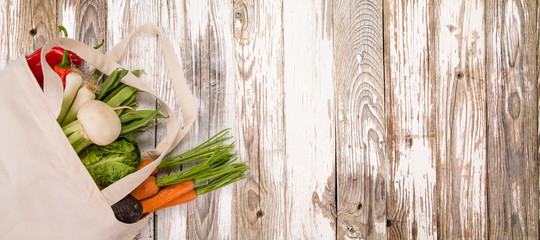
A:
[0, 24, 196, 240]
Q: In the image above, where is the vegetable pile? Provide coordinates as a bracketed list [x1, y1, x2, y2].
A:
[27, 26, 248, 224]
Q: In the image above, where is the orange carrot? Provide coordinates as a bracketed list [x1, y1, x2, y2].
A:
[131, 176, 159, 200]
[139, 159, 158, 175]
[146, 189, 197, 214]
[143, 167, 248, 214]
[141, 179, 195, 214]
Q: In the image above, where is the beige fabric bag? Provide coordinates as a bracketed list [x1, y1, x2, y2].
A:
[0, 24, 196, 240]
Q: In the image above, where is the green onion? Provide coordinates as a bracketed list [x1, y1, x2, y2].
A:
[155, 146, 243, 187]
[194, 168, 248, 195]
[158, 129, 235, 168]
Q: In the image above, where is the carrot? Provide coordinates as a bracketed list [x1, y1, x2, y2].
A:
[133, 140, 237, 201]
[132, 128, 250, 218]
[131, 176, 159, 200]
[146, 189, 197, 213]
[131, 129, 235, 201]
[144, 167, 248, 215]
[139, 159, 158, 175]
[141, 179, 195, 214]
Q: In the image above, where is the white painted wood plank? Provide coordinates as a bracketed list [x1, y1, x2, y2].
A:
[0, 0, 9, 68]
[169, 0, 214, 239]
[282, 0, 336, 239]
[154, 0, 189, 239]
[486, 0, 539, 238]
[432, 0, 487, 239]
[233, 0, 286, 239]
[5, 0, 34, 61]
[384, 0, 437, 239]
[30, 0, 56, 49]
[156, 0, 237, 239]
[334, 0, 386, 239]
[106, 1, 163, 239]
[206, 1, 238, 239]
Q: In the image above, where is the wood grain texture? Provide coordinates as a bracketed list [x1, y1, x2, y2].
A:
[486, 0, 539, 239]
[4, 0, 34, 61]
[75, 0, 107, 51]
[177, 0, 216, 238]
[431, 0, 487, 239]
[31, 0, 56, 49]
[154, 1, 189, 240]
[1, 1, 539, 239]
[56, 0, 107, 75]
[283, 0, 336, 239]
[233, 0, 286, 239]
[106, 1, 163, 239]
[384, 0, 437, 239]
[233, 1, 263, 238]
[188, 0, 237, 239]
[334, 0, 386, 239]
[0, 0, 9, 68]
[163, 0, 236, 239]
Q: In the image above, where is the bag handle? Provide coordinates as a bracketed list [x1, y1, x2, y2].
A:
[105, 24, 197, 160]
[40, 24, 197, 205]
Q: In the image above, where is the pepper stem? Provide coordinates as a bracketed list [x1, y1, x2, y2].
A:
[93, 39, 104, 49]
[56, 26, 70, 68]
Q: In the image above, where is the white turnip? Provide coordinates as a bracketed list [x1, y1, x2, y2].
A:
[62, 100, 121, 153]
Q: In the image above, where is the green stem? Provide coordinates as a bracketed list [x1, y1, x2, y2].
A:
[56, 26, 70, 68]
[62, 120, 93, 153]
[155, 147, 236, 187]
[158, 129, 234, 168]
[195, 170, 247, 195]
[62, 120, 80, 135]
[93, 40, 104, 49]
[192, 163, 248, 184]
[131, 69, 144, 77]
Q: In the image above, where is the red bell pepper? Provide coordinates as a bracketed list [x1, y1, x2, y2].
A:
[26, 26, 104, 89]
[52, 26, 74, 86]
[26, 46, 83, 89]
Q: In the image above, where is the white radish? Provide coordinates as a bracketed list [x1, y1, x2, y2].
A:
[62, 100, 122, 153]
[57, 72, 83, 124]
[60, 86, 96, 126]
[78, 100, 121, 146]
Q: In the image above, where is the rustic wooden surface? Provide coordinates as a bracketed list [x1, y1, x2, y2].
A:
[0, 0, 538, 239]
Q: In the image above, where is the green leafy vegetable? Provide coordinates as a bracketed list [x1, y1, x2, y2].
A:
[80, 135, 141, 189]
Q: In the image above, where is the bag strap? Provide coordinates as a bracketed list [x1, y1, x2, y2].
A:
[40, 24, 197, 205]
[105, 24, 197, 160]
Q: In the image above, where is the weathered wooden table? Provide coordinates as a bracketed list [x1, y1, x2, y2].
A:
[1, 0, 538, 239]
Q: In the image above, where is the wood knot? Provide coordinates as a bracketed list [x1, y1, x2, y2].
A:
[456, 71, 464, 79]
[233, 3, 250, 43]
[233, 3, 247, 27]
[256, 210, 264, 218]
[405, 135, 413, 148]
[387, 219, 392, 227]
[447, 24, 457, 33]
[357, 203, 362, 210]
[235, 11, 243, 20]
[247, 189, 259, 210]
[508, 92, 521, 119]
[29, 27, 37, 36]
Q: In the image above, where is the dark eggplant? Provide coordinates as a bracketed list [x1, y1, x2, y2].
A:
[111, 194, 143, 223]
